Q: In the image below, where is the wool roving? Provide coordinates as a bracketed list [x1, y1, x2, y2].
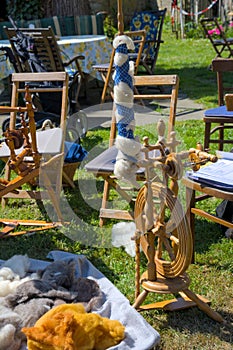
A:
[113, 35, 141, 189]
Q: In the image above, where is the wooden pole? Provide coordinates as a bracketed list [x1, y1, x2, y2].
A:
[117, 0, 124, 34]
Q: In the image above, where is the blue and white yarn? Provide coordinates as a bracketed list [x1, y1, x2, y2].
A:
[113, 35, 141, 188]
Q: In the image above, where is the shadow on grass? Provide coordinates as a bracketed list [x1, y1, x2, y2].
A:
[155, 306, 233, 348]
[194, 217, 223, 255]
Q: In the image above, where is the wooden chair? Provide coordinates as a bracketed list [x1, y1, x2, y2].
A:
[85, 74, 179, 226]
[203, 58, 233, 151]
[0, 72, 70, 209]
[200, 18, 233, 58]
[4, 26, 86, 111]
[129, 8, 167, 74]
[93, 30, 146, 104]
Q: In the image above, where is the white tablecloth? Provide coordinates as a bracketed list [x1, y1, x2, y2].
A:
[59, 35, 112, 77]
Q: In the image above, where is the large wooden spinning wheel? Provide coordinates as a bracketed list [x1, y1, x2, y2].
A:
[135, 182, 193, 279]
[133, 180, 223, 322]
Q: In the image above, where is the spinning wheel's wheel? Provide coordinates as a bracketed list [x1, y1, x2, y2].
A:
[135, 182, 193, 279]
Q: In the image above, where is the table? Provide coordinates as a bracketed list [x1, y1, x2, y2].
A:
[0, 35, 112, 81]
[182, 172, 233, 262]
[58, 35, 112, 77]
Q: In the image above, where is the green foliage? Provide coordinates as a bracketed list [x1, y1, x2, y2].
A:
[103, 15, 118, 42]
[6, 0, 43, 20]
[184, 21, 205, 39]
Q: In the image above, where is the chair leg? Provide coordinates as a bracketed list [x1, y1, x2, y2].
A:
[100, 73, 108, 104]
[219, 122, 224, 151]
[185, 186, 196, 263]
[99, 180, 111, 227]
[204, 121, 211, 150]
[100, 72, 114, 104]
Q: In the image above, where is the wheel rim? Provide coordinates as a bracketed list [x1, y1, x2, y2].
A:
[135, 182, 193, 278]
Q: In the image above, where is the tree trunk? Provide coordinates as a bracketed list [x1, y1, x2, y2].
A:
[42, 0, 91, 17]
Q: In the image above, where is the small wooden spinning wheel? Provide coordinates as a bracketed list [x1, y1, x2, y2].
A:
[132, 121, 223, 323]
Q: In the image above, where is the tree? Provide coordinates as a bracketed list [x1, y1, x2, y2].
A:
[42, 0, 91, 17]
[6, 0, 92, 20]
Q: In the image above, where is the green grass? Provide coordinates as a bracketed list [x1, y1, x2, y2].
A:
[1, 29, 233, 350]
[149, 28, 233, 109]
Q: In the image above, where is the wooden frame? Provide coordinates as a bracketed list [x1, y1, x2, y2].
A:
[183, 176, 233, 262]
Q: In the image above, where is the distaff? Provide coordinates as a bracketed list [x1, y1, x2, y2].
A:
[113, 0, 142, 188]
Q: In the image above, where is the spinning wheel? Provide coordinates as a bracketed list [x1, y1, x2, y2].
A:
[131, 129, 223, 322]
[135, 182, 193, 279]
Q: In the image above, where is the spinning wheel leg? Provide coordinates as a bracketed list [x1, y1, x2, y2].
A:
[133, 290, 148, 309]
[181, 289, 224, 323]
[133, 274, 223, 322]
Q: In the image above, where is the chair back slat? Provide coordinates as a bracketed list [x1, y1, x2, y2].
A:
[4, 27, 65, 73]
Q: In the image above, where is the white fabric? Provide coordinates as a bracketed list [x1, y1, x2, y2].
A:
[0, 250, 160, 350]
[0, 128, 62, 157]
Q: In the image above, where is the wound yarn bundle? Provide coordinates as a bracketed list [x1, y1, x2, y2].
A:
[113, 35, 141, 189]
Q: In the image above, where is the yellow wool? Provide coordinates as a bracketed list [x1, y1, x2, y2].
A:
[22, 303, 125, 350]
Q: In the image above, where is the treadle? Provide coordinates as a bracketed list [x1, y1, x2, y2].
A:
[137, 294, 210, 312]
[0, 218, 63, 237]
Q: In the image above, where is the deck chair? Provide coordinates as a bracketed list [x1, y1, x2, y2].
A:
[129, 8, 167, 74]
[203, 58, 233, 151]
[85, 74, 179, 226]
[0, 72, 70, 236]
[200, 18, 233, 58]
[4, 26, 86, 112]
[93, 30, 146, 104]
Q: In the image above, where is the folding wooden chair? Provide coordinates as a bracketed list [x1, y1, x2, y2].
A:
[0, 72, 70, 236]
[203, 58, 233, 151]
[200, 18, 233, 58]
[93, 30, 146, 104]
[129, 8, 167, 74]
[4, 26, 86, 111]
[85, 74, 179, 226]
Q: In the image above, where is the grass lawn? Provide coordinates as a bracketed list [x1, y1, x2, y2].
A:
[0, 26, 233, 350]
